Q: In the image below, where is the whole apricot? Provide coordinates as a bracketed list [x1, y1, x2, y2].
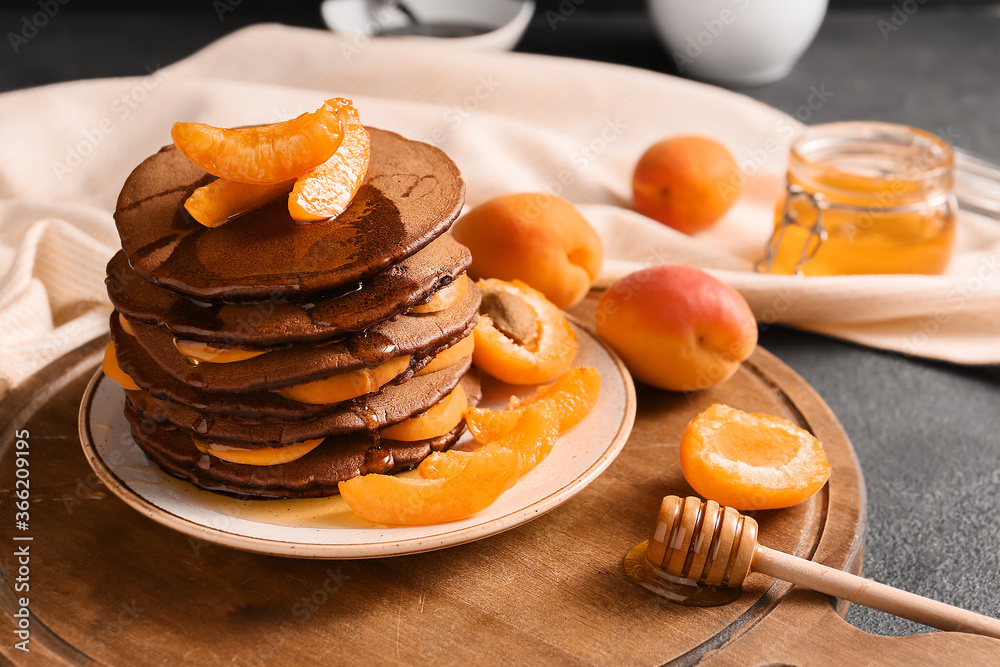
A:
[595, 265, 757, 392]
[452, 193, 603, 309]
[632, 136, 740, 234]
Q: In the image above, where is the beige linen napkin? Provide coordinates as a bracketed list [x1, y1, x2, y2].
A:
[1, 24, 998, 398]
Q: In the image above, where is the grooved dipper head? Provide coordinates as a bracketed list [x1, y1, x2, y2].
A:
[644, 495, 759, 588]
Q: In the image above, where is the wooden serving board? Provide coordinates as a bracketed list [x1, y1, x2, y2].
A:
[2, 319, 998, 664]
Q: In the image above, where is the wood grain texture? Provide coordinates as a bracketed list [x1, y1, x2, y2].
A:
[2, 305, 997, 664]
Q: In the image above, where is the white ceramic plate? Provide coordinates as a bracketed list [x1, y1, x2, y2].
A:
[79, 322, 635, 559]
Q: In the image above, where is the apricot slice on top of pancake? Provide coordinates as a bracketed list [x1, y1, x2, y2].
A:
[183, 178, 295, 228]
[288, 100, 371, 222]
[464, 365, 600, 444]
[339, 444, 520, 525]
[472, 279, 578, 385]
[171, 98, 346, 184]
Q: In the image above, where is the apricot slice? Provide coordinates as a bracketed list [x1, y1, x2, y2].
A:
[118, 313, 135, 336]
[171, 99, 345, 184]
[274, 356, 410, 405]
[416, 450, 470, 480]
[288, 101, 370, 221]
[103, 342, 140, 391]
[465, 366, 600, 444]
[174, 338, 269, 365]
[410, 275, 469, 314]
[419, 402, 558, 481]
[194, 437, 323, 466]
[680, 403, 831, 510]
[339, 445, 521, 525]
[472, 278, 577, 385]
[184, 178, 295, 228]
[415, 335, 474, 377]
[380, 385, 467, 442]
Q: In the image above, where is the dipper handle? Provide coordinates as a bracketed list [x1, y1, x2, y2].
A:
[646, 496, 1000, 640]
[753, 546, 1000, 640]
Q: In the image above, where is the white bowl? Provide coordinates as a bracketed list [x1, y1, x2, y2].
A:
[321, 0, 536, 52]
[648, 0, 827, 86]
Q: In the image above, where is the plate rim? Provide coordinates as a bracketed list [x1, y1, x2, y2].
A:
[78, 321, 636, 559]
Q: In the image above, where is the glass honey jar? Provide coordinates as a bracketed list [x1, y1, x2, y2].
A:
[757, 122, 957, 276]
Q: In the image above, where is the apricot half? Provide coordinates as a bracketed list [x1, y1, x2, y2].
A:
[632, 136, 740, 234]
[452, 193, 603, 309]
[472, 279, 578, 385]
[680, 404, 831, 510]
[171, 99, 345, 184]
[596, 265, 756, 392]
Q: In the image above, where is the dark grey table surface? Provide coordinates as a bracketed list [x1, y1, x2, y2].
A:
[1, 6, 998, 644]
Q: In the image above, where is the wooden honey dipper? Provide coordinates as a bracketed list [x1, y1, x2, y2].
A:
[636, 495, 1000, 639]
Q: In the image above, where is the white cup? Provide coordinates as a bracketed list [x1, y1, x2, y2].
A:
[321, 0, 536, 52]
[648, 0, 828, 86]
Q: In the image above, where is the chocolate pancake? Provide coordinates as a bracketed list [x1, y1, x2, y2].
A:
[126, 359, 474, 446]
[111, 310, 475, 419]
[114, 128, 465, 300]
[106, 234, 472, 346]
[124, 372, 482, 499]
[112, 283, 478, 392]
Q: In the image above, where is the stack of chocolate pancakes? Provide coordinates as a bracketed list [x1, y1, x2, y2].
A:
[105, 127, 482, 499]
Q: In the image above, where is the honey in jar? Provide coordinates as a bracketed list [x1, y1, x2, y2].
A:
[758, 122, 957, 276]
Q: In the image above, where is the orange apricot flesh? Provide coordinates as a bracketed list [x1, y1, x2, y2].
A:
[410, 274, 469, 314]
[118, 313, 135, 336]
[171, 99, 345, 184]
[288, 100, 370, 221]
[415, 335, 474, 377]
[194, 437, 323, 466]
[416, 450, 470, 481]
[472, 278, 577, 385]
[274, 356, 410, 405]
[464, 366, 600, 444]
[184, 178, 295, 228]
[418, 401, 558, 480]
[173, 338, 269, 364]
[380, 385, 467, 442]
[103, 342, 140, 391]
[679, 403, 831, 510]
[339, 445, 521, 525]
